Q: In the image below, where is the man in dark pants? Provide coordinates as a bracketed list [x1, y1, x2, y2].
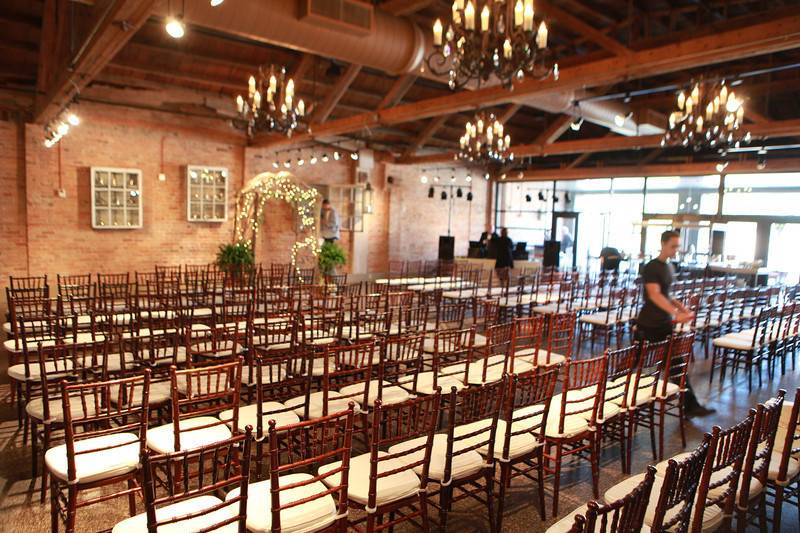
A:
[635, 230, 715, 417]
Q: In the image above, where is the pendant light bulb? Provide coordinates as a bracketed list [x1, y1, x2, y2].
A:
[165, 16, 186, 39]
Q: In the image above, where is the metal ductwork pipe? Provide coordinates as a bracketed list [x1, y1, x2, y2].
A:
[174, 0, 660, 136]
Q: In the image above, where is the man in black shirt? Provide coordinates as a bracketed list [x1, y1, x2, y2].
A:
[636, 230, 715, 417]
[599, 246, 621, 272]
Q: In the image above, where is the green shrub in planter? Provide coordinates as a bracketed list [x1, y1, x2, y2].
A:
[318, 241, 347, 276]
[216, 242, 254, 275]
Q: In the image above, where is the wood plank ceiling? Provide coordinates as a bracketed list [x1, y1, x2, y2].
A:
[1, 0, 799, 176]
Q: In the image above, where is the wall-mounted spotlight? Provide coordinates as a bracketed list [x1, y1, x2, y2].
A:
[569, 117, 584, 131]
[420, 175, 428, 184]
[321, 153, 329, 162]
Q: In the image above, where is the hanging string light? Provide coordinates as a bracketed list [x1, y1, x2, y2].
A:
[458, 111, 513, 163]
[662, 79, 751, 152]
[233, 65, 306, 137]
[428, 0, 557, 90]
[235, 171, 320, 281]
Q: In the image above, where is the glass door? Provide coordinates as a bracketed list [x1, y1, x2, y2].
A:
[768, 223, 800, 284]
[552, 211, 579, 269]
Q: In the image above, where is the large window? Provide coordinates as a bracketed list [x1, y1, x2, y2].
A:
[493, 172, 800, 278]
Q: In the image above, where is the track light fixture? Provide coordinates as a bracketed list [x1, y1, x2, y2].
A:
[441, 190, 448, 200]
[457, 188, 463, 198]
[538, 191, 546, 201]
[525, 194, 532, 202]
[466, 191, 473, 201]
[428, 187, 435, 198]
[757, 147, 767, 170]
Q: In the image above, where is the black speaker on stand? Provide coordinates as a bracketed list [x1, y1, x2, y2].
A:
[438, 236, 455, 261]
[543, 240, 561, 268]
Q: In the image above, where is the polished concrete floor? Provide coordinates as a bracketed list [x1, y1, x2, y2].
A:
[0, 346, 796, 532]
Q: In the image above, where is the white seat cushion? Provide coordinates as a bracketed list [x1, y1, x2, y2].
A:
[318, 451, 420, 506]
[45, 432, 141, 484]
[465, 354, 507, 385]
[27, 394, 98, 423]
[488, 408, 543, 460]
[7, 359, 74, 381]
[112, 495, 239, 533]
[218, 402, 300, 433]
[226, 474, 337, 533]
[397, 371, 465, 395]
[388, 433, 486, 482]
[712, 336, 758, 350]
[338, 380, 410, 407]
[146, 416, 233, 453]
[109, 380, 173, 407]
[515, 347, 566, 367]
[768, 451, 800, 482]
[473, 333, 487, 347]
[580, 313, 620, 326]
[284, 391, 359, 419]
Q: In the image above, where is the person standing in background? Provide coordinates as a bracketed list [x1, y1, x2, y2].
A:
[636, 230, 715, 417]
[320, 199, 340, 243]
[494, 227, 514, 283]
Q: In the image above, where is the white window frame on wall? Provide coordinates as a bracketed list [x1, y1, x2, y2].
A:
[186, 166, 229, 222]
[91, 166, 143, 229]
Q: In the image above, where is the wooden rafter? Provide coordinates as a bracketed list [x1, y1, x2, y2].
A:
[532, 115, 574, 144]
[538, 0, 632, 56]
[35, 0, 158, 124]
[253, 14, 800, 148]
[400, 118, 800, 163]
[312, 63, 362, 124]
[403, 115, 449, 157]
[498, 104, 522, 124]
[378, 74, 417, 109]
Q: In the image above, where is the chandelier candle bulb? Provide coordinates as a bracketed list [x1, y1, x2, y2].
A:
[523, 1, 534, 31]
[481, 5, 490, 31]
[503, 38, 513, 59]
[464, 1, 475, 30]
[720, 85, 728, 104]
[691, 85, 700, 102]
[514, 0, 524, 27]
[236, 95, 244, 113]
[286, 79, 294, 98]
[677, 91, 686, 110]
[248, 76, 256, 97]
[433, 18, 443, 45]
[536, 22, 547, 48]
[297, 99, 305, 116]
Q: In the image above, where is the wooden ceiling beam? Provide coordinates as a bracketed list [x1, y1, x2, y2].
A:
[399, 118, 800, 163]
[532, 115, 574, 145]
[516, 158, 800, 181]
[290, 53, 315, 83]
[253, 13, 800, 148]
[537, 0, 632, 56]
[35, 0, 158, 124]
[498, 104, 523, 124]
[377, 74, 417, 109]
[403, 115, 450, 157]
[312, 63, 362, 124]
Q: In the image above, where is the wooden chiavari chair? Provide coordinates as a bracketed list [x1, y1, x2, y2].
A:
[494, 366, 560, 527]
[547, 466, 656, 533]
[602, 344, 637, 474]
[404, 327, 472, 395]
[465, 321, 514, 385]
[737, 391, 785, 533]
[112, 429, 252, 533]
[655, 332, 695, 460]
[767, 387, 800, 532]
[689, 416, 754, 532]
[604, 434, 711, 533]
[318, 393, 442, 532]
[409, 379, 505, 532]
[146, 359, 242, 454]
[231, 408, 355, 532]
[627, 339, 668, 463]
[545, 354, 607, 516]
[47, 371, 151, 533]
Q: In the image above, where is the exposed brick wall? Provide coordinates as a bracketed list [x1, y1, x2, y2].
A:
[385, 163, 489, 263]
[1, 102, 488, 297]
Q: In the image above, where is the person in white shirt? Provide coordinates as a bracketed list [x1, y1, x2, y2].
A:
[320, 199, 340, 243]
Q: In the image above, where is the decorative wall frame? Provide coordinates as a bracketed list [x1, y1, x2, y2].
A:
[91, 167, 142, 229]
[187, 166, 228, 222]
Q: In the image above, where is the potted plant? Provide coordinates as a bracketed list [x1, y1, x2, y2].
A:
[318, 241, 347, 278]
[216, 242, 254, 279]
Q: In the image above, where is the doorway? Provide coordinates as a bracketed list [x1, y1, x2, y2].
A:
[552, 211, 579, 269]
